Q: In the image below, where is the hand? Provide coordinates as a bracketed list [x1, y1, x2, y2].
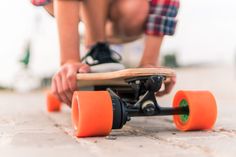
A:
[139, 64, 176, 97]
[51, 62, 90, 106]
[156, 75, 176, 97]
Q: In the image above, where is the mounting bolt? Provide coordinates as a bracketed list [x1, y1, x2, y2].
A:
[135, 80, 140, 85]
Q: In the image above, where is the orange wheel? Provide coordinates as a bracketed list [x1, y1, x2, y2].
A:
[72, 91, 113, 137]
[46, 92, 61, 112]
[173, 90, 217, 131]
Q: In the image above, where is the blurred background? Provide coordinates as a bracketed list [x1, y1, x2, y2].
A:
[0, 0, 236, 92]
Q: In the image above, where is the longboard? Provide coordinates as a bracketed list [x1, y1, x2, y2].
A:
[46, 67, 217, 138]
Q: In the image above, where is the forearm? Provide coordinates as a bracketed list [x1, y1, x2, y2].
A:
[140, 0, 179, 67]
[139, 35, 164, 67]
[54, 0, 81, 65]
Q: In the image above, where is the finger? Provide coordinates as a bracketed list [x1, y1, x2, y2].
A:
[156, 90, 167, 97]
[156, 83, 173, 97]
[66, 67, 78, 91]
[55, 74, 71, 105]
[51, 76, 63, 102]
[166, 82, 175, 93]
[156, 82, 174, 96]
[156, 76, 176, 97]
[78, 64, 90, 73]
[61, 73, 73, 105]
[164, 75, 176, 83]
[165, 76, 176, 93]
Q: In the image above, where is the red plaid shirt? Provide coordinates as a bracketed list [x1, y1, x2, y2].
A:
[31, 0, 180, 36]
[146, 0, 180, 36]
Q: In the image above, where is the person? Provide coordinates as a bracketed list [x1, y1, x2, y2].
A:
[31, 0, 180, 105]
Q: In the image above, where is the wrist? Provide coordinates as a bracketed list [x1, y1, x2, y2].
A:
[60, 59, 81, 66]
[140, 35, 163, 68]
[60, 50, 81, 66]
[139, 63, 158, 68]
[139, 58, 159, 67]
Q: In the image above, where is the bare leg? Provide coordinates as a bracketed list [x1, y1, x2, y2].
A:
[53, 0, 81, 64]
[80, 0, 109, 47]
[44, 0, 148, 45]
[107, 0, 149, 44]
[43, 0, 109, 55]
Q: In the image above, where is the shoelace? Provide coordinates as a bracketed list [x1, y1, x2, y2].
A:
[81, 43, 122, 63]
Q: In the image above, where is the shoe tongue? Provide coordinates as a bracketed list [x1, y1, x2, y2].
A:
[92, 43, 111, 60]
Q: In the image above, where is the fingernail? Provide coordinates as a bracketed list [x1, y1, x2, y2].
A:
[79, 69, 86, 73]
[79, 67, 89, 73]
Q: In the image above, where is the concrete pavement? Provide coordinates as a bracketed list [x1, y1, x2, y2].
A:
[0, 64, 236, 157]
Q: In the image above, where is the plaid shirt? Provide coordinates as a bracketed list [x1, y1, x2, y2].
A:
[31, 0, 179, 36]
[31, 0, 50, 6]
[146, 0, 179, 36]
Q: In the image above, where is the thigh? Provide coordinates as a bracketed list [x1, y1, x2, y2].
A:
[107, 0, 149, 38]
[108, 0, 149, 22]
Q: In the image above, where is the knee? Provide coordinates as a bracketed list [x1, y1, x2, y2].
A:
[114, 0, 149, 29]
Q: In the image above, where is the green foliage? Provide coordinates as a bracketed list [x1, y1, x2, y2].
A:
[162, 53, 179, 68]
[19, 42, 31, 68]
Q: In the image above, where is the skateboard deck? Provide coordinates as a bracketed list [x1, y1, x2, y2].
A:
[77, 67, 176, 87]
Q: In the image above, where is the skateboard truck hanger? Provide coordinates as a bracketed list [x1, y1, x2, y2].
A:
[108, 75, 189, 130]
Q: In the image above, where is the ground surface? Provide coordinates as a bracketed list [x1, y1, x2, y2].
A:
[0, 65, 236, 157]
